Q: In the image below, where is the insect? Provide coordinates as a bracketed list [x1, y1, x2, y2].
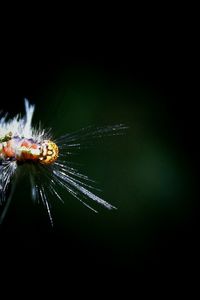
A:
[0, 99, 126, 225]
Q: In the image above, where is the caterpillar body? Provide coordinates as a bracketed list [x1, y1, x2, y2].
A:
[0, 99, 126, 225]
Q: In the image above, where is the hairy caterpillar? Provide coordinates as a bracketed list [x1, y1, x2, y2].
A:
[0, 99, 126, 225]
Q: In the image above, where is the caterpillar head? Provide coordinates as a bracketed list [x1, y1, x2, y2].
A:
[39, 140, 59, 165]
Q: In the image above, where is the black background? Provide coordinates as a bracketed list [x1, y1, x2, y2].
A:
[0, 14, 198, 287]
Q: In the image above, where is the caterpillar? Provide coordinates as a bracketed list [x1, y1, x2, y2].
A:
[0, 99, 126, 225]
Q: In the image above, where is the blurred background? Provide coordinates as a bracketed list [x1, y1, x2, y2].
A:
[0, 23, 198, 279]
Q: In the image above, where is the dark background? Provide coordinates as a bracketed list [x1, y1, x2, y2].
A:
[0, 18, 198, 284]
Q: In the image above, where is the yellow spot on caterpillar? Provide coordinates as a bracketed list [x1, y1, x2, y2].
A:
[39, 140, 59, 165]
